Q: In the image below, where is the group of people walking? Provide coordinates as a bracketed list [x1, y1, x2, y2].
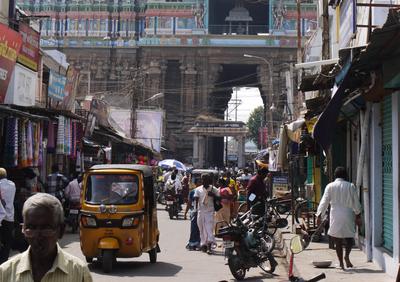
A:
[161, 166, 269, 255]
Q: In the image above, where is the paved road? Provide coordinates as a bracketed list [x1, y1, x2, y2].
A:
[58, 205, 289, 282]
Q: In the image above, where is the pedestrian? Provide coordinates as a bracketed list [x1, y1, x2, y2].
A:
[316, 166, 362, 270]
[194, 173, 220, 254]
[64, 173, 82, 203]
[0, 193, 93, 281]
[246, 164, 269, 213]
[215, 178, 233, 231]
[0, 167, 16, 264]
[46, 164, 69, 201]
[184, 185, 201, 250]
[181, 171, 190, 204]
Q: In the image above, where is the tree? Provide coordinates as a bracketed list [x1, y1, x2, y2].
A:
[247, 106, 264, 148]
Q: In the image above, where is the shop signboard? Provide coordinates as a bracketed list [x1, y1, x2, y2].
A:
[0, 23, 23, 103]
[135, 109, 164, 152]
[17, 23, 40, 71]
[60, 66, 80, 111]
[272, 175, 289, 195]
[48, 71, 66, 101]
[4, 63, 37, 106]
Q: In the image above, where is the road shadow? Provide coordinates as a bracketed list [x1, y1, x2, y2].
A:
[344, 268, 386, 274]
[88, 260, 182, 277]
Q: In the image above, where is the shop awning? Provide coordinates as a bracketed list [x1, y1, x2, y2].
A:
[299, 64, 336, 92]
[0, 105, 49, 120]
[312, 65, 352, 152]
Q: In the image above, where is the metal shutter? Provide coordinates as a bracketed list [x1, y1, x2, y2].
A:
[382, 95, 393, 252]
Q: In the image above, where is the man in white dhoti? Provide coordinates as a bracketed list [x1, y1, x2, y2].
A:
[194, 173, 219, 254]
[317, 167, 362, 270]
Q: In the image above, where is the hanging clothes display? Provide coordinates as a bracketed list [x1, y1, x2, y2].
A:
[47, 120, 55, 152]
[26, 121, 33, 167]
[19, 119, 28, 168]
[4, 117, 19, 167]
[56, 116, 65, 154]
[33, 122, 40, 167]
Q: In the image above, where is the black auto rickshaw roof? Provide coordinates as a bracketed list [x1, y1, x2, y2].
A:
[89, 164, 153, 177]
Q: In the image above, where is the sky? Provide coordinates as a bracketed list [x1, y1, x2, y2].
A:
[225, 87, 264, 123]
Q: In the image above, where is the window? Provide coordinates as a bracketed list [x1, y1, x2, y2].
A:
[85, 174, 139, 205]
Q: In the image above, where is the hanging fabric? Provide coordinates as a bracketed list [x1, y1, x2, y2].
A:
[47, 120, 55, 152]
[4, 117, 19, 167]
[19, 119, 28, 168]
[56, 116, 65, 155]
[71, 121, 77, 159]
[26, 121, 33, 167]
[33, 122, 40, 167]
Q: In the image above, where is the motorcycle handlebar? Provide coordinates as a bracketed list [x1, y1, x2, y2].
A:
[307, 273, 326, 282]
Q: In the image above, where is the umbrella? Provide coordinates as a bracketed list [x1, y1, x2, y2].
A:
[254, 148, 269, 161]
[158, 159, 187, 171]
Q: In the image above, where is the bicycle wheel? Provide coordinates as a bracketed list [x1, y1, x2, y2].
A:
[237, 202, 248, 216]
[294, 201, 319, 225]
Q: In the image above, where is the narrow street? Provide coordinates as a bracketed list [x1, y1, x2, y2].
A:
[59, 205, 288, 282]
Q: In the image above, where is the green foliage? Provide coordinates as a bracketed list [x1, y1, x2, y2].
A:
[247, 106, 264, 148]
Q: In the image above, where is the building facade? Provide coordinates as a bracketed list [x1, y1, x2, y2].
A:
[19, 0, 317, 166]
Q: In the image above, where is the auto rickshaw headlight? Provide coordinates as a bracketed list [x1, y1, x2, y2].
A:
[81, 215, 97, 227]
[122, 216, 140, 227]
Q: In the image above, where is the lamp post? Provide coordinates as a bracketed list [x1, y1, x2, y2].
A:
[244, 54, 274, 145]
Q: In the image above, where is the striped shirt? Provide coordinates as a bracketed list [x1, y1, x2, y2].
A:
[0, 244, 93, 282]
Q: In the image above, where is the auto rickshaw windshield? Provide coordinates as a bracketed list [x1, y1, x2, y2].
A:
[85, 174, 139, 205]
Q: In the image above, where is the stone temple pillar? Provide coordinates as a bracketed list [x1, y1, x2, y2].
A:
[237, 136, 245, 168]
[198, 136, 205, 168]
[193, 135, 199, 167]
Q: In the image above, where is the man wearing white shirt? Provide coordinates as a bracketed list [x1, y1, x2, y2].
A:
[0, 167, 16, 264]
[316, 166, 362, 270]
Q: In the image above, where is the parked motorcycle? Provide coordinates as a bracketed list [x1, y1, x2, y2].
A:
[156, 181, 166, 205]
[165, 193, 180, 219]
[216, 201, 278, 281]
[65, 200, 81, 233]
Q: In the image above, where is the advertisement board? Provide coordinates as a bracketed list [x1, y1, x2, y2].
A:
[135, 110, 164, 152]
[17, 23, 40, 71]
[60, 66, 80, 111]
[4, 63, 37, 106]
[0, 23, 23, 103]
[48, 71, 66, 101]
[272, 175, 289, 196]
[110, 108, 131, 138]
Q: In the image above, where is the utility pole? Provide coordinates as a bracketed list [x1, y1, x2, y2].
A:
[297, 0, 302, 64]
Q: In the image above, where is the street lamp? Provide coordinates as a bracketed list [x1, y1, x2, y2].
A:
[243, 54, 274, 144]
[143, 92, 164, 103]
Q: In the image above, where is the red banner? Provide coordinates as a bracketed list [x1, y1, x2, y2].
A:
[17, 23, 40, 71]
[258, 127, 268, 147]
[0, 23, 23, 103]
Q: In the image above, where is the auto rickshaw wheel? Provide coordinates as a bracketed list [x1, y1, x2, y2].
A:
[85, 257, 93, 263]
[102, 250, 114, 273]
[149, 247, 157, 263]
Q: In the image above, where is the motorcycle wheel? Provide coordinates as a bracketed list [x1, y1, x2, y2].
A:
[228, 256, 246, 281]
[168, 208, 174, 219]
[258, 257, 276, 274]
[260, 232, 275, 254]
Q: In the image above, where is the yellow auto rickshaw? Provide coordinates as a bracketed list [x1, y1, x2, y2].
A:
[80, 164, 160, 273]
